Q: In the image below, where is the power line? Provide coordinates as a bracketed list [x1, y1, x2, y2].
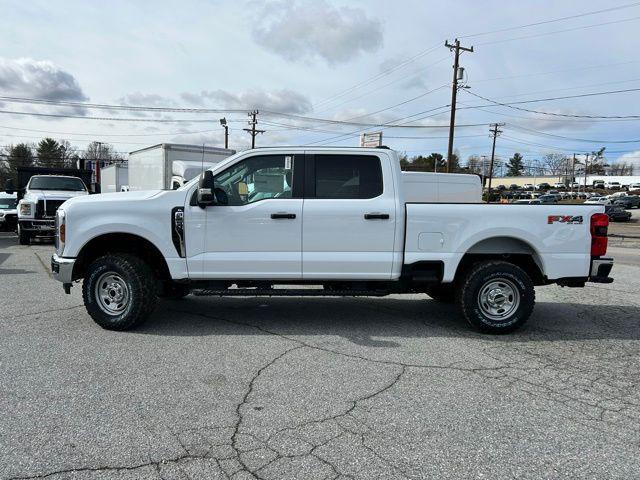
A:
[0, 96, 248, 114]
[311, 42, 442, 109]
[314, 57, 451, 115]
[0, 109, 218, 123]
[506, 125, 640, 144]
[462, 88, 640, 119]
[460, 1, 640, 38]
[340, 84, 449, 122]
[0, 124, 226, 137]
[472, 60, 640, 84]
[476, 15, 640, 46]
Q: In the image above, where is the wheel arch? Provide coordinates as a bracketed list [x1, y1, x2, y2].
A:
[72, 232, 171, 283]
[454, 236, 545, 285]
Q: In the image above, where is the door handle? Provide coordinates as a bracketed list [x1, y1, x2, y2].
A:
[271, 213, 296, 219]
[364, 213, 390, 220]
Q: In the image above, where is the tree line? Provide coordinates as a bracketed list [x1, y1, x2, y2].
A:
[0, 138, 124, 185]
[399, 147, 634, 177]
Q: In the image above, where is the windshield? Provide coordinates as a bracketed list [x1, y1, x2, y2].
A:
[29, 176, 86, 191]
[178, 150, 244, 191]
[0, 198, 17, 209]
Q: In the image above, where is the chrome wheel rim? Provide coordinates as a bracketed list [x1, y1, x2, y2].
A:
[95, 272, 130, 315]
[477, 278, 520, 321]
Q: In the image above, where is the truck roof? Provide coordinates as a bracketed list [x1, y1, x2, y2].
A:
[29, 174, 83, 179]
[128, 143, 236, 155]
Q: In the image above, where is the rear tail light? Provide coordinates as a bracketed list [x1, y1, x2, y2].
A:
[590, 213, 608, 256]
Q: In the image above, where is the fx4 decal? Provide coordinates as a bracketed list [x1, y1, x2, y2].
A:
[548, 215, 583, 225]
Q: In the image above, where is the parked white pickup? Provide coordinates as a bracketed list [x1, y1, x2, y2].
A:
[16, 175, 89, 245]
[51, 147, 613, 333]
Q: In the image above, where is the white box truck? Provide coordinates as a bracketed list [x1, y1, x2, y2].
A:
[128, 143, 235, 191]
[100, 164, 129, 193]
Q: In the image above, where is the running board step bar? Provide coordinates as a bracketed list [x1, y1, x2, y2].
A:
[192, 288, 391, 297]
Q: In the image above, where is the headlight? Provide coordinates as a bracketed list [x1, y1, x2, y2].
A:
[19, 203, 32, 215]
[56, 209, 66, 255]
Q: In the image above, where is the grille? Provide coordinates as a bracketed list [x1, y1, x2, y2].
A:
[36, 200, 65, 219]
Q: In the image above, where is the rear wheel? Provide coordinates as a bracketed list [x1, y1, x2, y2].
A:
[82, 254, 158, 331]
[458, 261, 535, 334]
[18, 224, 30, 245]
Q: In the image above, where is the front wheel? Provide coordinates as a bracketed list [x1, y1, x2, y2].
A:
[458, 261, 535, 334]
[82, 254, 158, 331]
[18, 224, 30, 245]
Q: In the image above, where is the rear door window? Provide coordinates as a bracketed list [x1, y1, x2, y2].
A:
[314, 155, 382, 199]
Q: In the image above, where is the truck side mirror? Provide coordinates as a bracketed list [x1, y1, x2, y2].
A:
[197, 171, 216, 207]
[5, 179, 14, 195]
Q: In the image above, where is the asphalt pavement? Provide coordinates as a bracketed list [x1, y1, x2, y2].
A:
[1, 232, 639, 479]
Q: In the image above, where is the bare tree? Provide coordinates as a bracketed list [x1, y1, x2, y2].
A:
[542, 153, 569, 176]
[466, 155, 482, 174]
[609, 161, 635, 176]
[83, 141, 125, 165]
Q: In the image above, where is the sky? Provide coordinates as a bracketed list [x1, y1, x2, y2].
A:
[0, 0, 639, 172]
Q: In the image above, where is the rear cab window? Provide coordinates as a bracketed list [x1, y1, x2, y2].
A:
[313, 155, 383, 199]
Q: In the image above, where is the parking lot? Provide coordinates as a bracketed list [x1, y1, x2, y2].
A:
[0, 229, 639, 480]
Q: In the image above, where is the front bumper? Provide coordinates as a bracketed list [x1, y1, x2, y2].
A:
[589, 257, 614, 283]
[20, 219, 55, 232]
[51, 254, 75, 285]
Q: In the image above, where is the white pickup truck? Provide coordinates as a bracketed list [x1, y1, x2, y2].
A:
[16, 175, 89, 245]
[51, 147, 613, 334]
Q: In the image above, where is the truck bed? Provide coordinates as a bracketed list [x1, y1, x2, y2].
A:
[404, 203, 605, 282]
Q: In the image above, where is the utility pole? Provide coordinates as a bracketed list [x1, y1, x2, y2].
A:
[583, 153, 589, 191]
[95, 141, 103, 187]
[445, 39, 473, 172]
[485, 123, 504, 203]
[243, 110, 265, 149]
[220, 117, 229, 149]
[571, 153, 576, 194]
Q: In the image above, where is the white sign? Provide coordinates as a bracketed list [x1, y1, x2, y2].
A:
[360, 132, 383, 148]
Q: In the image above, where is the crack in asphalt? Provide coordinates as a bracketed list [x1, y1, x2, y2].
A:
[6, 451, 221, 480]
[229, 344, 304, 479]
[169, 308, 512, 375]
[3, 304, 84, 321]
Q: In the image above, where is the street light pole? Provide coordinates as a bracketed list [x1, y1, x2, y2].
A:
[220, 118, 229, 149]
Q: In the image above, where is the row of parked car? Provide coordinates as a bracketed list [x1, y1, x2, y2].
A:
[497, 181, 640, 191]
[509, 191, 638, 222]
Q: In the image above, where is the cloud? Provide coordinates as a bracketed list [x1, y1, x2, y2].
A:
[117, 92, 176, 107]
[185, 88, 312, 114]
[0, 57, 89, 116]
[251, 0, 383, 65]
[116, 92, 177, 118]
[0, 57, 88, 102]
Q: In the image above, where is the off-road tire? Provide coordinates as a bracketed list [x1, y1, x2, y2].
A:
[457, 261, 535, 334]
[425, 284, 456, 303]
[82, 254, 158, 331]
[18, 225, 30, 245]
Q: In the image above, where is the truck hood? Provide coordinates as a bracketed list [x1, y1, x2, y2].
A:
[63, 189, 164, 208]
[23, 190, 89, 202]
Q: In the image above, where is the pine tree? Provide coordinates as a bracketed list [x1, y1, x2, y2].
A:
[36, 138, 63, 167]
[506, 152, 524, 176]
